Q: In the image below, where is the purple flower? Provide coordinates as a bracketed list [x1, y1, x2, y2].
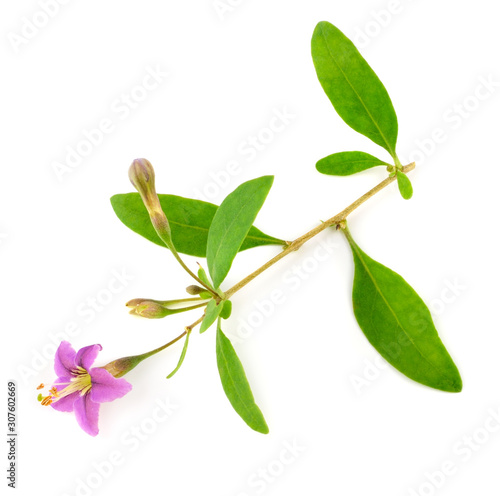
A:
[39, 341, 132, 436]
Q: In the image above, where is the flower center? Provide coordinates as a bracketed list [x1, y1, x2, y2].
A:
[37, 367, 92, 406]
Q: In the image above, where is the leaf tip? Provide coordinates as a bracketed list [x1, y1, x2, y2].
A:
[445, 374, 462, 393]
[428, 366, 462, 393]
[314, 20, 332, 32]
[262, 175, 275, 187]
[257, 424, 270, 435]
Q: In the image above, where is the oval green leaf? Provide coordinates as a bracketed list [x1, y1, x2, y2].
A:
[216, 325, 269, 434]
[311, 21, 398, 158]
[397, 171, 413, 199]
[207, 176, 274, 289]
[344, 228, 462, 393]
[110, 193, 284, 258]
[199, 299, 223, 334]
[316, 151, 390, 176]
[220, 300, 232, 320]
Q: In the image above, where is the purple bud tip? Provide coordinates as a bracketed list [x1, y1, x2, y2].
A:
[128, 158, 154, 189]
[128, 158, 163, 214]
[127, 159, 172, 246]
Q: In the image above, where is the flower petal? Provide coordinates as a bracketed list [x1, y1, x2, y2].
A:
[89, 368, 132, 403]
[74, 394, 100, 436]
[50, 390, 79, 412]
[75, 344, 102, 370]
[54, 341, 77, 377]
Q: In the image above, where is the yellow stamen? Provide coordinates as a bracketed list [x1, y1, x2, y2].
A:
[40, 366, 93, 408]
[50, 371, 92, 404]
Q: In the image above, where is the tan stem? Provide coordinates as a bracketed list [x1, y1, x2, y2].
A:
[225, 163, 415, 298]
[185, 315, 204, 332]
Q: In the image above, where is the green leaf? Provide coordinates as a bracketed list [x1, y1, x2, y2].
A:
[311, 21, 399, 158]
[216, 325, 269, 434]
[397, 171, 413, 199]
[316, 151, 390, 176]
[197, 264, 214, 290]
[110, 193, 284, 258]
[206, 176, 274, 289]
[166, 332, 190, 379]
[344, 228, 462, 393]
[199, 299, 223, 334]
[220, 300, 232, 320]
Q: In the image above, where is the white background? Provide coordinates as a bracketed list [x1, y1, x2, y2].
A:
[1, 1, 499, 495]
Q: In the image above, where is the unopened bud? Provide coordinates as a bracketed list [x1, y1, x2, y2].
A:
[186, 285, 206, 295]
[185, 285, 212, 299]
[126, 298, 153, 308]
[126, 297, 207, 319]
[126, 297, 171, 308]
[128, 158, 172, 247]
[128, 159, 161, 212]
[127, 299, 171, 319]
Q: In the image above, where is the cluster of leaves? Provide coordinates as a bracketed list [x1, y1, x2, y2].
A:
[112, 178, 275, 433]
[312, 21, 413, 198]
[311, 21, 460, 391]
[110, 21, 461, 434]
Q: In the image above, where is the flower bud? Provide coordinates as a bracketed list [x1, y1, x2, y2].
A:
[128, 159, 161, 213]
[185, 285, 212, 299]
[126, 297, 169, 308]
[126, 297, 207, 319]
[127, 299, 172, 319]
[186, 285, 206, 295]
[126, 298, 152, 308]
[128, 158, 173, 247]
